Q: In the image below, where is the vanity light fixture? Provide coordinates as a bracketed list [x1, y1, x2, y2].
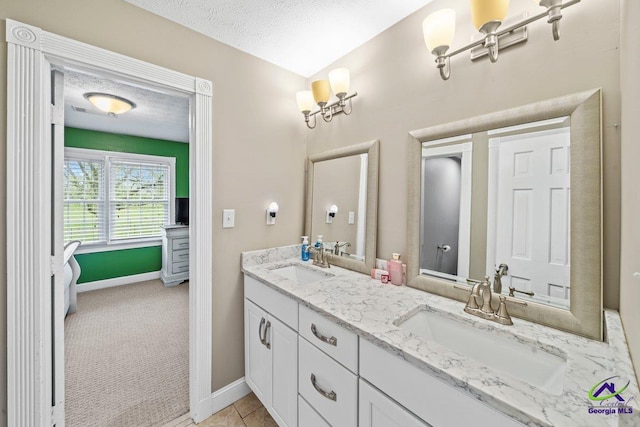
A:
[84, 92, 136, 116]
[422, 0, 580, 80]
[296, 68, 358, 129]
[266, 202, 279, 225]
[326, 204, 338, 224]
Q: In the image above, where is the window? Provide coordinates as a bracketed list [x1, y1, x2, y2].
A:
[64, 148, 175, 247]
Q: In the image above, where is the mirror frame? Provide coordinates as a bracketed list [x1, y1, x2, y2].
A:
[306, 140, 380, 275]
[407, 89, 602, 340]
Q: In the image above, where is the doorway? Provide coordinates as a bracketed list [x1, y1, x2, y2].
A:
[6, 19, 214, 425]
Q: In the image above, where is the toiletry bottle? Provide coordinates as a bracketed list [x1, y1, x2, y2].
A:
[301, 236, 310, 261]
[389, 253, 403, 286]
[315, 235, 323, 250]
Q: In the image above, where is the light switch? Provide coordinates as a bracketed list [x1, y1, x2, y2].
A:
[348, 211, 355, 224]
[223, 209, 235, 228]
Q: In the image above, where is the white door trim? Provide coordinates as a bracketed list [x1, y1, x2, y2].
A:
[5, 19, 214, 425]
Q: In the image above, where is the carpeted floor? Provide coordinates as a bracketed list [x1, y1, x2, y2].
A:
[65, 279, 189, 427]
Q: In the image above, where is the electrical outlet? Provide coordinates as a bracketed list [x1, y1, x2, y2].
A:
[223, 209, 235, 228]
[348, 211, 355, 224]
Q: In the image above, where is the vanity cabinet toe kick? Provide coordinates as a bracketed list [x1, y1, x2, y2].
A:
[243, 274, 523, 427]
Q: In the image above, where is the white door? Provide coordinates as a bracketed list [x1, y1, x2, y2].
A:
[270, 316, 298, 427]
[359, 380, 430, 427]
[51, 69, 66, 426]
[494, 127, 570, 302]
[244, 300, 272, 406]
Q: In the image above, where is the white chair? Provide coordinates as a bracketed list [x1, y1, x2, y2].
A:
[63, 240, 81, 315]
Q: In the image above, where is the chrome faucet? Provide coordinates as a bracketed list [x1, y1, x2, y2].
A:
[333, 241, 351, 256]
[456, 275, 527, 326]
[309, 246, 330, 268]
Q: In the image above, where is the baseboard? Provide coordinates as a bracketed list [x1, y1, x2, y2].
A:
[77, 271, 161, 293]
[211, 377, 251, 415]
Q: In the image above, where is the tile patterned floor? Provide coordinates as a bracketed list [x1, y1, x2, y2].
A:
[164, 393, 277, 427]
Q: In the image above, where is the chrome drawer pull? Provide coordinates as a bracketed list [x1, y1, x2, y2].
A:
[259, 318, 266, 346]
[311, 324, 337, 347]
[264, 321, 271, 349]
[310, 374, 337, 401]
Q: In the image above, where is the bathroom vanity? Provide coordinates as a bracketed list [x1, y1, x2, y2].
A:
[242, 245, 639, 427]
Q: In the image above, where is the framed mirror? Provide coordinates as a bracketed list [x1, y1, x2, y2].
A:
[407, 89, 602, 340]
[306, 140, 379, 274]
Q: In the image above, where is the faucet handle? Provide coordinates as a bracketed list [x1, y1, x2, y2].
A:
[494, 296, 514, 325]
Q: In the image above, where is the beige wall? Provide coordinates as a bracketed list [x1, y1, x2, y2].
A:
[0, 0, 307, 421]
[307, 0, 622, 309]
[620, 0, 640, 382]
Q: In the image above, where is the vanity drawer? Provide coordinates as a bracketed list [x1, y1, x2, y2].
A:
[245, 275, 298, 330]
[299, 304, 358, 373]
[172, 237, 189, 250]
[299, 337, 357, 427]
[299, 395, 330, 427]
[359, 339, 523, 427]
[172, 248, 190, 262]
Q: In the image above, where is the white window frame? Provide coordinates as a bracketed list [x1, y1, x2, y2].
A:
[64, 147, 176, 253]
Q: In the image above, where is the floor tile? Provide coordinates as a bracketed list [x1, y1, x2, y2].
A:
[242, 406, 278, 427]
[233, 392, 263, 418]
[198, 405, 245, 427]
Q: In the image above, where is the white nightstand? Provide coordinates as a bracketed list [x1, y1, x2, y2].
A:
[160, 224, 189, 287]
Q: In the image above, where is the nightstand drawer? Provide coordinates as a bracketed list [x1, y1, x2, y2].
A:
[172, 260, 189, 274]
[299, 337, 357, 427]
[299, 304, 358, 373]
[172, 237, 189, 250]
[172, 249, 190, 262]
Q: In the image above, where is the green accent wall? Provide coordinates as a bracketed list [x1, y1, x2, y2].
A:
[65, 127, 189, 284]
[74, 246, 162, 284]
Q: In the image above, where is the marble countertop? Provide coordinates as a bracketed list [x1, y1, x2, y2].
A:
[241, 245, 639, 427]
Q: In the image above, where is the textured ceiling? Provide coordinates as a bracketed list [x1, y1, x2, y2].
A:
[124, 0, 434, 77]
[64, 69, 190, 143]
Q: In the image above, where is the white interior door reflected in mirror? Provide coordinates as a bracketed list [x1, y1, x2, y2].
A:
[488, 119, 571, 309]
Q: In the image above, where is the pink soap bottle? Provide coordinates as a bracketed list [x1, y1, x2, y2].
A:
[388, 253, 403, 286]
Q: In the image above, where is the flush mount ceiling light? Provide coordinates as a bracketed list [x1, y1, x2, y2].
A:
[84, 92, 136, 116]
[296, 68, 358, 129]
[422, 0, 580, 80]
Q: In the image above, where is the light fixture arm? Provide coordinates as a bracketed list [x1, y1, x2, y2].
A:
[432, 0, 580, 80]
[307, 92, 358, 123]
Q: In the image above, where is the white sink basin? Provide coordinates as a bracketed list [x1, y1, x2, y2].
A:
[271, 264, 333, 285]
[395, 309, 567, 395]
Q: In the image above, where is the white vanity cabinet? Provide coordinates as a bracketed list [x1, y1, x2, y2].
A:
[359, 379, 430, 427]
[243, 272, 523, 427]
[244, 276, 298, 427]
[359, 339, 522, 427]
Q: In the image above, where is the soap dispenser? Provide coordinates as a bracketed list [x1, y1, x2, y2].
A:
[315, 235, 323, 250]
[301, 236, 310, 261]
[388, 253, 403, 286]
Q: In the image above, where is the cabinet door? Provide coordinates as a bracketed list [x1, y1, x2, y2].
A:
[245, 300, 272, 406]
[359, 380, 430, 427]
[270, 316, 298, 427]
[299, 396, 330, 427]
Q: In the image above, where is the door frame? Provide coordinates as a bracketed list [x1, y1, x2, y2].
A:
[6, 19, 214, 425]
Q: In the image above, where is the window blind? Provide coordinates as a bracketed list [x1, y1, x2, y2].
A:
[109, 160, 170, 240]
[63, 157, 106, 244]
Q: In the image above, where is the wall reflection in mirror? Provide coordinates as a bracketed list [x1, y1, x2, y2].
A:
[420, 117, 571, 310]
[311, 153, 368, 261]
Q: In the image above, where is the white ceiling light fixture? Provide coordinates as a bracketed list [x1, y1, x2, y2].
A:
[84, 92, 136, 116]
[422, 0, 580, 80]
[296, 68, 357, 129]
